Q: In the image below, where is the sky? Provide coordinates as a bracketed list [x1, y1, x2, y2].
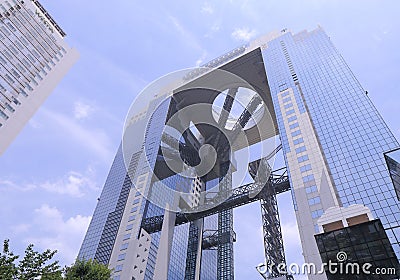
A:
[0, 0, 400, 279]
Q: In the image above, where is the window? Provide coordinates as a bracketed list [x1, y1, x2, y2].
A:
[286, 109, 295, 115]
[302, 174, 315, 183]
[131, 206, 138, 213]
[306, 185, 318, 193]
[289, 123, 299, 130]
[0, 55, 7, 64]
[115, 265, 123, 272]
[5, 74, 14, 84]
[295, 146, 306, 154]
[132, 198, 140, 205]
[120, 243, 129, 251]
[291, 130, 301, 137]
[293, 138, 304, 145]
[288, 115, 297, 123]
[0, 110, 9, 120]
[283, 97, 291, 103]
[300, 164, 312, 173]
[281, 91, 290, 97]
[284, 103, 293, 109]
[128, 215, 136, 222]
[311, 209, 324, 219]
[123, 233, 131, 241]
[126, 224, 134, 231]
[308, 196, 321, 205]
[297, 155, 309, 163]
[117, 253, 126, 261]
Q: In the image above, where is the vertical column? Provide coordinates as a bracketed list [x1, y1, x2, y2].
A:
[259, 188, 286, 278]
[185, 219, 204, 280]
[217, 162, 234, 280]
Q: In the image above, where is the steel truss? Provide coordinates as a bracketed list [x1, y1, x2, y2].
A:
[141, 165, 290, 279]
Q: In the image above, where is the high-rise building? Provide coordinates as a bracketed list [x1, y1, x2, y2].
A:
[0, 0, 79, 154]
[79, 27, 400, 280]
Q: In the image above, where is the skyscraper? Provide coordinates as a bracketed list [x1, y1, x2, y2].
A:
[79, 27, 399, 280]
[0, 0, 79, 154]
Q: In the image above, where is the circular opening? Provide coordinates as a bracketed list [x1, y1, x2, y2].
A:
[212, 87, 264, 130]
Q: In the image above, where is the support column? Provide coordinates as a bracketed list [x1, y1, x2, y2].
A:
[259, 188, 286, 278]
[217, 163, 234, 280]
[153, 207, 176, 280]
[185, 219, 204, 280]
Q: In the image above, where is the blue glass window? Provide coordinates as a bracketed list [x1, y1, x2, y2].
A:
[286, 109, 295, 116]
[290, 123, 299, 130]
[303, 174, 315, 183]
[120, 243, 129, 251]
[293, 138, 304, 145]
[306, 185, 318, 193]
[296, 146, 307, 154]
[291, 130, 301, 137]
[298, 155, 309, 163]
[311, 209, 324, 219]
[300, 164, 312, 173]
[284, 103, 293, 109]
[117, 253, 126, 261]
[308, 196, 321, 205]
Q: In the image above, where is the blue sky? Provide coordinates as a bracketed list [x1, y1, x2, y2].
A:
[0, 0, 399, 279]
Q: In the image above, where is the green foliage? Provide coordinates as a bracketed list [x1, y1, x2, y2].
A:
[0, 239, 62, 280]
[64, 259, 112, 280]
[0, 239, 112, 280]
[18, 244, 62, 280]
[0, 240, 19, 280]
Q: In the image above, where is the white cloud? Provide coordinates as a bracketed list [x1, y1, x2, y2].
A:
[41, 171, 98, 198]
[26, 204, 91, 265]
[231, 27, 257, 41]
[73, 101, 95, 120]
[201, 2, 214, 14]
[0, 169, 98, 198]
[41, 108, 113, 162]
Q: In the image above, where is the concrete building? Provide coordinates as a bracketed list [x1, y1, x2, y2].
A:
[0, 0, 79, 154]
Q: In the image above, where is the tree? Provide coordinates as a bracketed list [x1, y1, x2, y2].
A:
[0, 239, 62, 280]
[0, 239, 111, 280]
[64, 259, 112, 280]
[0, 239, 18, 279]
[18, 244, 62, 280]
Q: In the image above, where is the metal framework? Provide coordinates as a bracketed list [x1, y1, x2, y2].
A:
[149, 86, 290, 279]
[141, 168, 289, 233]
[141, 165, 290, 279]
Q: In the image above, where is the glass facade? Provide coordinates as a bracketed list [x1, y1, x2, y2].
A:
[78, 144, 130, 261]
[315, 220, 399, 279]
[79, 27, 400, 279]
[385, 149, 400, 200]
[263, 27, 400, 269]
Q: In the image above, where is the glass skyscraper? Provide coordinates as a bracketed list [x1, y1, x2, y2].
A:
[79, 27, 399, 280]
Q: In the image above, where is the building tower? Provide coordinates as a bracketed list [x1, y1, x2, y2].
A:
[0, 0, 79, 154]
[79, 27, 400, 280]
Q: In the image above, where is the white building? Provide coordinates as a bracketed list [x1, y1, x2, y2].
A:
[0, 0, 79, 154]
